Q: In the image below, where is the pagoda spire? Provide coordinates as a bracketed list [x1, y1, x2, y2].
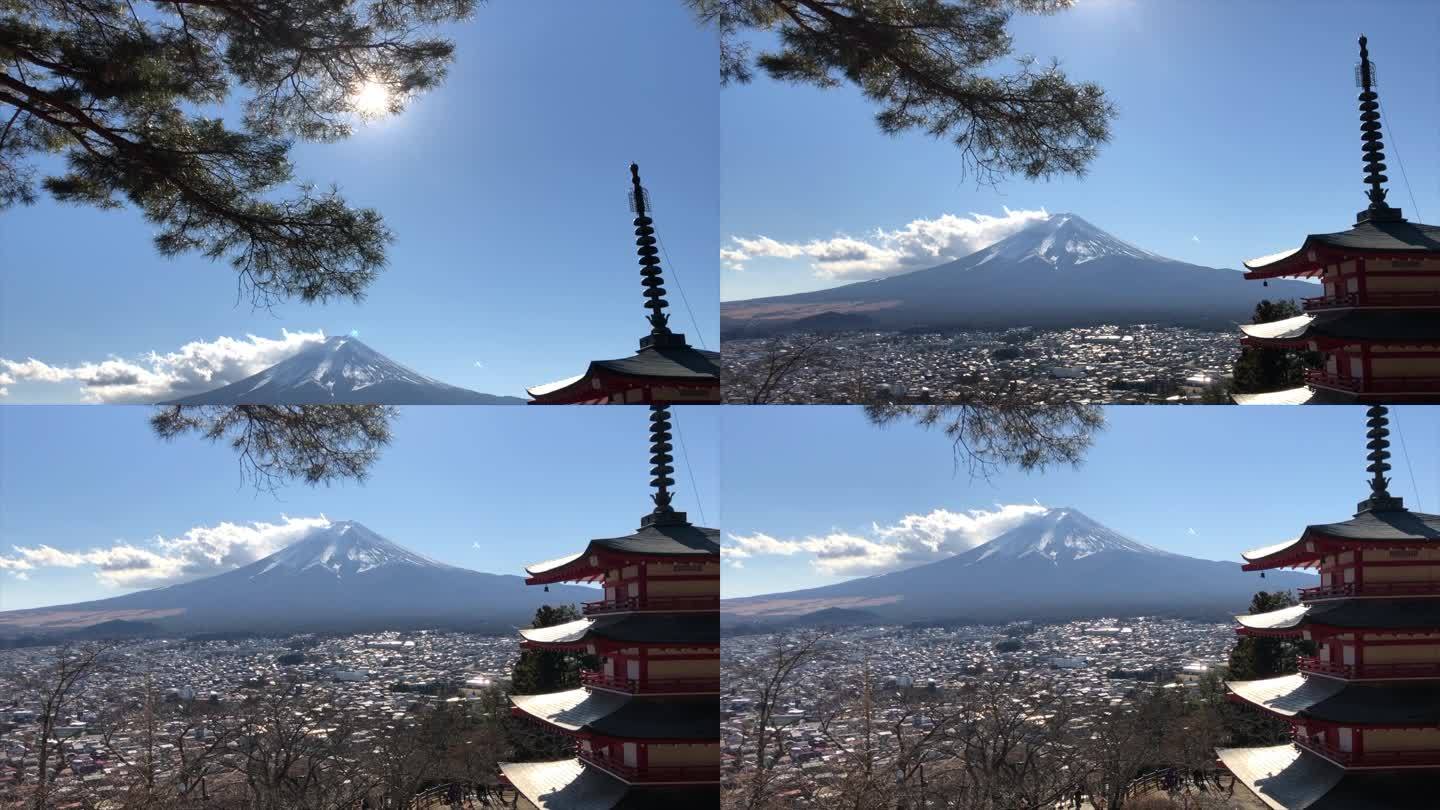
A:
[1356, 35, 1402, 223]
[630, 163, 673, 336]
[1358, 404, 1405, 512]
[648, 404, 677, 518]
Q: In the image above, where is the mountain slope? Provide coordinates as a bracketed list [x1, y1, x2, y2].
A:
[721, 214, 1319, 336]
[722, 508, 1315, 624]
[0, 521, 594, 635]
[164, 336, 524, 405]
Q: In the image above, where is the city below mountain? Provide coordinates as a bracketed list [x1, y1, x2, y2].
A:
[0, 521, 595, 638]
[163, 336, 525, 405]
[720, 214, 1318, 337]
[722, 508, 1316, 627]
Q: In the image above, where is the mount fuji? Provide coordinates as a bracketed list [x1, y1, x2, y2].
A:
[163, 336, 524, 405]
[721, 508, 1316, 626]
[720, 214, 1319, 336]
[0, 521, 594, 636]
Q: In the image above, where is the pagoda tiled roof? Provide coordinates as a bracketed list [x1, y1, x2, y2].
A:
[498, 759, 715, 809]
[526, 521, 719, 578]
[1241, 509, 1440, 566]
[1240, 311, 1440, 345]
[520, 613, 718, 647]
[498, 759, 628, 810]
[1228, 673, 1440, 725]
[1218, 744, 1437, 809]
[592, 345, 720, 382]
[1308, 509, 1440, 542]
[1237, 599, 1440, 632]
[511, 689, 718, 740]
[526, 342, 719, 399]
[1244, 219, 1440, 276]
[587, 521, 720, 558]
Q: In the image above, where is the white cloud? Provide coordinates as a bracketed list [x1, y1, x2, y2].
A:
[721, 208, 1051, 280]
[0, 330, 326, 403]
[0, 556, 34, 573]
[0, 371, 12, 397]
[725, 504, 1048, 577]
[1192, 235, 1200, 243]
[6, 516, 330, 588]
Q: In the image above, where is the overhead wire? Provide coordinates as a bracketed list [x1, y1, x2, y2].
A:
[671, 408, 707, 525]
[647, 192, 708, 349]
[1391, 408, 1422, 511]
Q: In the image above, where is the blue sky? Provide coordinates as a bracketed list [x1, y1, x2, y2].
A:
[721, 1, 1440, 300]
[720, 405, 1440, 598]
[0, 1, 718, 403]
[0, 406, 719, 611]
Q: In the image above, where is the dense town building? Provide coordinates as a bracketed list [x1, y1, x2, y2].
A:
[1220, 405, 1440, 806]
[723, 326, 1236, 405]
[499, 405, 721, 808]
[723, 619, 1234, 791]
[1235, 36, 1440, 405]
[0, 631, 517, 804]
[528, 166, 720, 404]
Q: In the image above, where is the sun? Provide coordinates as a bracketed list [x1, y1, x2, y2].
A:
[350, 80, 392, 117]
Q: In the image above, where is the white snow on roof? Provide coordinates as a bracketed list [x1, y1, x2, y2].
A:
[1243, 246, 1302, 270]
[526, 374, 585, 397]
[1238, 313, 1314, 340]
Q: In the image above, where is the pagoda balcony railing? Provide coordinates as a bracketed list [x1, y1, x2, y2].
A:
[577, 748, 719, 784]
[582, 595, 719, 615]
[1293, 733, 1440, 769]
[1300, 581, 1440, 600]
[1304, 291, 1440, 310]
[580, 671, 721, 694]
[1297, 657, 1440, 680]
[1306, 371, 1440, 395]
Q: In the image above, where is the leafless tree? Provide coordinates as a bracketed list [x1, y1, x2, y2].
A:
[225, 683, 378, 809]
[4, 643, 113, 810]
[1083, 684, 1234, 810]
[728, 650, 1094, 810]
[80, 678, 236, 809]
[723, 334, 838, 404]
[725, 631, 834, 810]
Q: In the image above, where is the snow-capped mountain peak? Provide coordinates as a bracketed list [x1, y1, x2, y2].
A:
[969, 213, 1168, 270]
[241, 336, 440, 394]
[162, 335, 524, 405]
[252, 520, 454, 579]
[969, 507, 1170, 564]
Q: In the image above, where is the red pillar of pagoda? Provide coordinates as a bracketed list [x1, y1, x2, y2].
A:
[1219, 406, 1440, 807]
[499, 405, 720, 809]
[1235, 36, 1440, 405]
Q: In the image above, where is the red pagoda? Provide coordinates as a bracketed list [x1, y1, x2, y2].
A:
[498, 404, 720, 808]
[528, 165, 721, 405]
[1235, 36, 1440, 405]
[1218, 405, 1440, 807]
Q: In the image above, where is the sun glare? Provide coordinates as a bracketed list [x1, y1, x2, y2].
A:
[351, 80, 392, 117]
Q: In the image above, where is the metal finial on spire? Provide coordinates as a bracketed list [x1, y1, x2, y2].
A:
[1355, 35, 1402, 223]
[1365, 405, 1392, 497]
[648, 404, 676, 516]
[630, 163, 672, 336]
[1358, 405, 1405, 512]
